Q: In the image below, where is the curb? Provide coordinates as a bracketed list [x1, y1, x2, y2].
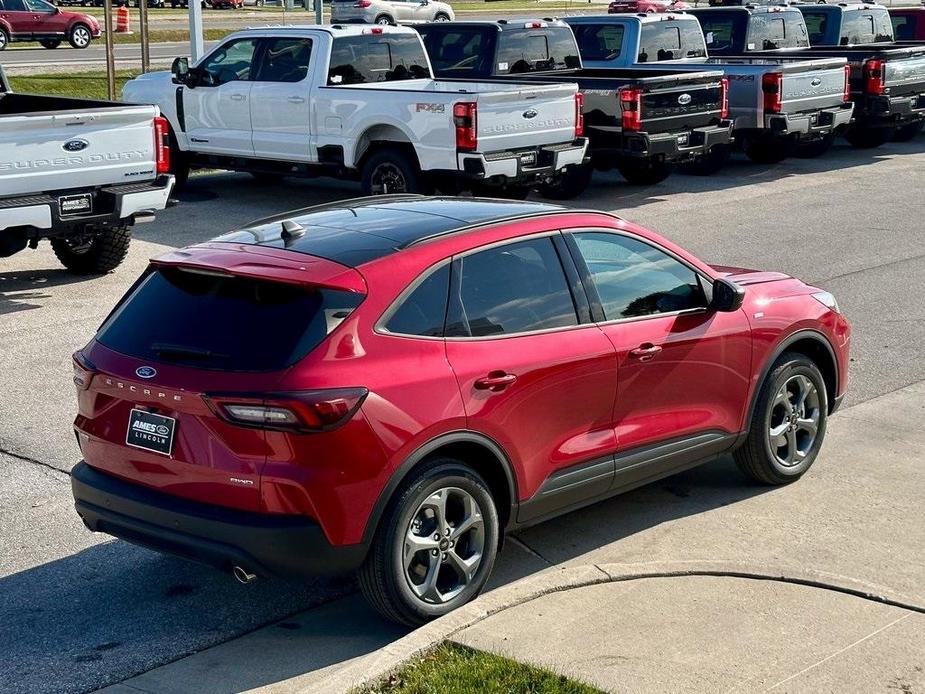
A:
[308, 559, 925, 693]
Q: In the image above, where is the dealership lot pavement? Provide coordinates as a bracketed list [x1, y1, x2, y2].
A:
[1, 141, 924, 693]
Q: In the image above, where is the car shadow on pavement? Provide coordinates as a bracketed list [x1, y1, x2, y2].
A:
[0, 455, 771, 694]
[0, 269, 100, 316]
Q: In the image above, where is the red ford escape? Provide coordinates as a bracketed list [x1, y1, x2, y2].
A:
[71, 196, 850, 625]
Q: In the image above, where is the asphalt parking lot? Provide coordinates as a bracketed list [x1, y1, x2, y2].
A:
[2, 140, 924, 693]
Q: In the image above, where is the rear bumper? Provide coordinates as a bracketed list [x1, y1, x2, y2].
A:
[765, 103, 855, 137]
[457, 138, 588, 182]
[854, 92, 925, 128]
[71, 461, 368, 578]
[0, 174, 174, 236]
[594, 122, 734, 162]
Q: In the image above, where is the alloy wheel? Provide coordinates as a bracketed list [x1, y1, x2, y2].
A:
[767, 374, 820, 467]
[72, 26, 91, 47]
[370, 162, 407, 194]
[403, 487, 485, 605]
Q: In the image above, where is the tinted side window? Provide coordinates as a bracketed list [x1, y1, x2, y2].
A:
[571, 24, 625, 62]
[417, 26, 495, 78]
[800, 9, 828, 45]
[572, 232, 706, 320]
[497, 28, 580, 73]
[328, 35, 430, 85]
[385, 264, 450, 337]
[447, 238, 579, 337]
[200, 38, 259, 85]
[3, 0, 28, 11]
[892, 13, 917, 41]
[255, 38, 312, 83]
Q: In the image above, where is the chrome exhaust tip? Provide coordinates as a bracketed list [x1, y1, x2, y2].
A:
[232, 565, 257, 585]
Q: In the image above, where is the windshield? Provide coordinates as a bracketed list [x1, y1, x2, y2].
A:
[496, 27, 581, 73]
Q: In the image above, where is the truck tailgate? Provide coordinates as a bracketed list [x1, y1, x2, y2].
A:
[883, 51, 925, 97]
[640, 76, 726, 132]
[0, 98, 159, 198]
[780, 60, 850, 112]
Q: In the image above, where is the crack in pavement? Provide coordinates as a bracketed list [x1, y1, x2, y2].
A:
[0, 446, 70, 483]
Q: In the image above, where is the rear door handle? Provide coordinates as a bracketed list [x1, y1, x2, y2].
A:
[628, 343, 663, 361]
[229, 93, 247, 102]
[287, 96, 306, 104]
[474, 372, 517, 392]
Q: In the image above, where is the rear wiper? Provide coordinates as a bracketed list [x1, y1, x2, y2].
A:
[151, 342, 229, 361]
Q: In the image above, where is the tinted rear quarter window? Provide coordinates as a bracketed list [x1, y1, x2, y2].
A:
[416, 26, 496, 78]
[384, 264, 450, 337]
[98, 267, 364, 371]
[447, 237, 578, 337]
[571, 23, 626, 62]
[328, 35, 430, 85]
[496, 27, 580, 73]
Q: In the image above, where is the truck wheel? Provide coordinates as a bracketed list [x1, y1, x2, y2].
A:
[677, 145, 731, 175]
[844, 126, 893, 149]
[537, 163, 593, 200]
[734, 352, 827, 486]
[617, 158, 671, 186]
[433, 12, 450, 21]
[374, 14, 393, 24]
[68, 23, 93, 48]
[892, 120, 924, 142]
[51, 226, 131, 274]
[358, 458, 500, 627]
[743, 136, 793, 164]
[361, 148, 432, 195]
[40, 39, 61, 49]
[794, 134, 835, 159]
[0, 28, 9, 51]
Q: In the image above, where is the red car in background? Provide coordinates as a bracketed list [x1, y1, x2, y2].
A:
[609, 0, 689, 14]
[889, 7, 925, 40]
[0, 0, 99, 49]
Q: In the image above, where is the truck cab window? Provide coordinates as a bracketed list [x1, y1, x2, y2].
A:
[571, 24, 626, 61]
[328, 35, 430, 85]
[255, 38, 313, 83]
[748, 15, 787, 50]
[496, 28, 580, 74]
[417, 26, 494, 77]
[639, 23, 685, 62]
[800, 10, 827, 45]
[199, 38, 259, 86]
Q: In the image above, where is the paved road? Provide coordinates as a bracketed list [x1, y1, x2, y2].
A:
[0, 41, 202, 69]
[1, 140, 923, 693]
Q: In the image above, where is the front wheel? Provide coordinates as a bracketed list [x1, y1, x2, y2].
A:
[68, 23, 92, 49]
[734, 352, 828, 485]
[375, 14, 393, 25]
[892, 120, 924, 142]
[51, 226, 131, 274]
[40, 39, 61, 49]
[361, 148, 432, 195]
[0, 28, 10, 51]
[537, 163, 593, 200]
[433, 12, 450, 20]
[844, 125, 893, 149]
[617, 158, 671, 186]
[358, 459, 500, 626]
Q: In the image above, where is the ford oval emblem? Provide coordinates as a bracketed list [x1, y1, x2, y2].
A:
[811, 77, 822, 87]
[677, 93, 692, 106]
[63, 138, 89, 153]
[523, 109, 538, 119]
[136, 366, 157, 379]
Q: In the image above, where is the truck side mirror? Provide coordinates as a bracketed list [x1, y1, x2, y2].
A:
[710, 278, 745, 312]
[172, 57, 190, 86]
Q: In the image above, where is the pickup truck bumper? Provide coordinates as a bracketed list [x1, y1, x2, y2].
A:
[0, 175, 175, 236]
[595, 122, 734, 162]
[855, 93, 925, 128]
[765, 103, 855, 137]
[457, 138, 588, 182]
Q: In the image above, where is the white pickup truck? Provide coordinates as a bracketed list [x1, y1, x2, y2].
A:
[0, 66, 174, 273]
[121, 25, 589, 198]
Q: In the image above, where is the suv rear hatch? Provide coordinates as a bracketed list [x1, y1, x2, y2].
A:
[74, 245, 366, 512]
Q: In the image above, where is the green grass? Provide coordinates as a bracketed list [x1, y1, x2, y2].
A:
[361, 643, 606, 694]
[9, 69, 141, 99]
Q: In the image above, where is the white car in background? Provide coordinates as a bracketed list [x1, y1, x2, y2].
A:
[331, 0, 453, 25]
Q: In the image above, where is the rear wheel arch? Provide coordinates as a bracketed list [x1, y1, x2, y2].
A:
[354, 124, 415, 170]
[362, 432, 519, 547]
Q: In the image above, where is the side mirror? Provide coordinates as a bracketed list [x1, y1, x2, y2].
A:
[710, 278, 745, 312]
[171, 56, 190, 85]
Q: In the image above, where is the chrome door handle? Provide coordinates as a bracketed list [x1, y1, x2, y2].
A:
[229, 93, 246, 102]
[287, 96, 306, 104]
[628, 343, 663, 362]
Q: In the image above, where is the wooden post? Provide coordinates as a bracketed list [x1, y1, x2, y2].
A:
[104, 0, 116, 100]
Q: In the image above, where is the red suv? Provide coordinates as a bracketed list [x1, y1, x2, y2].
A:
[70, 196, 850, 625]
[0, 0, 99, 50]
[608, 0, 690, 14]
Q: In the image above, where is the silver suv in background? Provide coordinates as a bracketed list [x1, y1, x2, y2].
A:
[331, 0, 453, 25]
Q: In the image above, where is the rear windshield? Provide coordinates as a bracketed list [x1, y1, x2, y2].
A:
[416, 25, 497, 78]
[571, 23, 627, 62]
[747, 12, 808, 51]
[693, 11, 748, 54]
[892, 12, 919, 41]
[638, 21, 707, 62]
[327, 34, 430, 85]
[496, 27, 581, 74]
[97, 267, 364, 371]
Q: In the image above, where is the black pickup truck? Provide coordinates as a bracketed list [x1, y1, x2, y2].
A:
[690, 6, 925, 146]
[415, 20, 733, 197]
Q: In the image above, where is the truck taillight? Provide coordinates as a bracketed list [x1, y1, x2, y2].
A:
[843, 64, 852, 102]
[863, 59, 885, 95]
[574, 92, 584, 137]
[720, 77, 729, 119]
[762, 71, 783, 114]
[204, 389, 368, 434]
[153, 115, 170, 175]
[453, 101, 478, 151]
[619, 87, 642, 131]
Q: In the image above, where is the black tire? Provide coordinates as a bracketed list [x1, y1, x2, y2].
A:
[677, 144, 731, 175]
[358, 459, 500, 627]
[793, 133, 835, 159]
[433, 11, 450, 21]
[537, 163, 593, 200]
[891, 120, 924, 142]
[0, 28, 9, 51]
[51, 226, 131, 274]
[844, 125, 893, 149]
[40, 39, 61, 49]
[743, 135, 793, 164]
[617, 158, 671, 186]
[374, 14, 393, 25]
[361, 148, 432, 195]
[734, 352, 828, 486]
[68, 23, 93, 49]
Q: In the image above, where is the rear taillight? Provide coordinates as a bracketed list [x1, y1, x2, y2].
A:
[619, 87, 642, 131]
[843, 63, 851, 102]
[72, 352, 95, 391]
[453, 101, 478, 151]
[762, 71, 783, 114]
[153, 115, 170, 175]
[354, 0, 371, 6]
[204, 388, 369, 434]
[719, 77, 729, 119]
[863, 58, 885, 95]
[574, 92, 584, 137]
